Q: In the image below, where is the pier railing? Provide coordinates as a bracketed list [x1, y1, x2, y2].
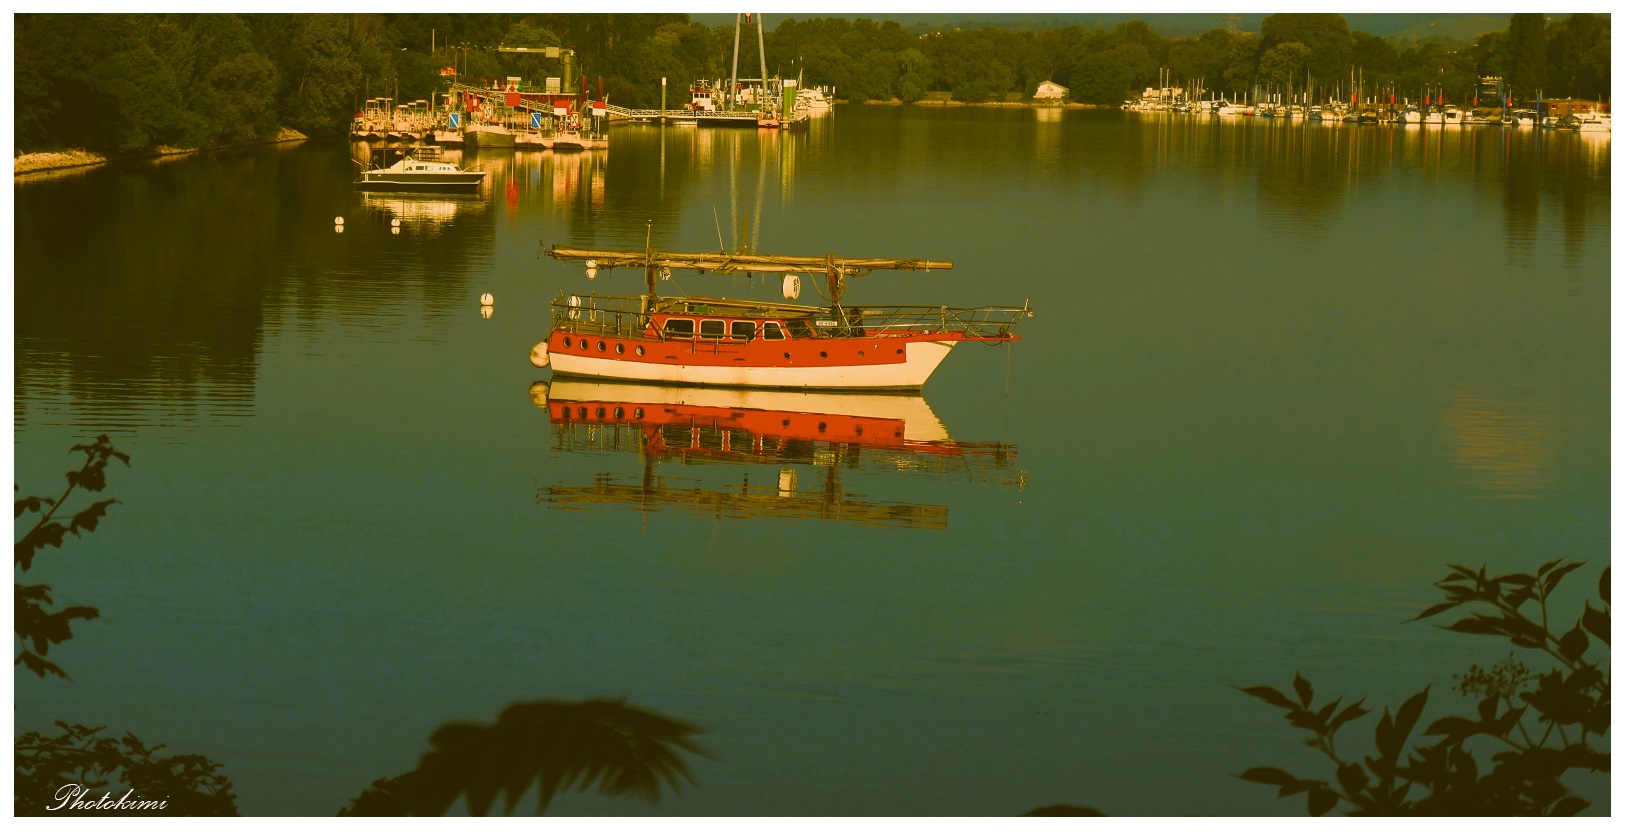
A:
[550, 294, 1030, 341]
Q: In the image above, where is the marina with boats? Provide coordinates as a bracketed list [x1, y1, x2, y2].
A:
[348, 13, 830, 190]
[1122, 70, 1609, 132]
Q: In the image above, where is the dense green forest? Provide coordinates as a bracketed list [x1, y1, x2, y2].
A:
[14, 13, 1611, 154]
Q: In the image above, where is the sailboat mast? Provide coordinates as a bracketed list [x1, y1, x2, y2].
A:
[756, 13, 770, 114]
[730, 14, 742, 113]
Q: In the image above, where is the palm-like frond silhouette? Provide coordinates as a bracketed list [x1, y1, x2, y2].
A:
[341, 698, 708, 816]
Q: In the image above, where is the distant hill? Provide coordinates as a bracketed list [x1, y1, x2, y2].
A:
[695, 12, 1522, 40]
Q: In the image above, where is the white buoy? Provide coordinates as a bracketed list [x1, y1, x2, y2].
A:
[480, 293, 494, 305]
[391, 218, 401, 227]
[335, 224, 345, 234]
[334, 216, 344, 225]
[480, 305, 494, 319]
[391, 226, 400, 235]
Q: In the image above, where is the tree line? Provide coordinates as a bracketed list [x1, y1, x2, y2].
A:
[14, 13, 1611, 155]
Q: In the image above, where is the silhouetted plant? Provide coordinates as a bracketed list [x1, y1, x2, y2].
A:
[1238, 560, 1610, 816]
[15, 435, 127, 679]
[14, 722, 239, 816]
[339, 699, 709, 816]
[15, 438, 240, 816]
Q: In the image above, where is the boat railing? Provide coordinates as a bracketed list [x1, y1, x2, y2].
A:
[550, 294, 1031, 341]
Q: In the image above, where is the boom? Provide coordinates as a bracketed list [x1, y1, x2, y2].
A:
[546, 244, 952, 305]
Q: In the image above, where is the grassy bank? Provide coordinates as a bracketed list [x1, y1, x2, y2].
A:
[15, 129, 309, 178]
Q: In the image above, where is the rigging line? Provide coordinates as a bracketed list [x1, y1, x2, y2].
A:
[712, 205, 727, 253]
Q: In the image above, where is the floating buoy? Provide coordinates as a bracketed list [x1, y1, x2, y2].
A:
[334, 216, 344, 225]
[584, 259, 598, 280]
[391, 226, 400, 235]
[529, 341, 551, 368]
[391, 218, 401, 227]
[480, 293, 495, 305]
[335, 224, 345, 234]
[480, 305, 494, 319]
[782, 274, 802, 300]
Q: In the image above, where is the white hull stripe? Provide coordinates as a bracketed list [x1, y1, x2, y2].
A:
[548, 341, 955, 390]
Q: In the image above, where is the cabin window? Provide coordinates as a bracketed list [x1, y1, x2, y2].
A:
[762, 322, 786, 341]
[663, 318, 695, 339]
[787, 319, 816, 339]
[730, 321, 756, 341]
[699, 319, 726, 340]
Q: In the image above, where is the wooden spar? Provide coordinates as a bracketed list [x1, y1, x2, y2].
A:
[546, 244, 952, 306]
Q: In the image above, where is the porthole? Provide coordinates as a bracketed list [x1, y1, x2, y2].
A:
[635, 345, 646, 356]
[581, 340, 590, 351]
[783, 352, 790, 359]
[615, 343, 625, 354]
[633, 408, 644, 418]
[782, 419, 791, 427]
[597, 341, 606, 352]
[817, 422, 827, 432]
[819, 351, 828, 359]
[858, 350, 865, 357]
[562, 337, 572, 348]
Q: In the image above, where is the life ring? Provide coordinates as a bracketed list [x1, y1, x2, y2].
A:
[569, 113, 582, 130]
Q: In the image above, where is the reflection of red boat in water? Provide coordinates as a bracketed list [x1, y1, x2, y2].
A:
[533, 380, 1022, 529]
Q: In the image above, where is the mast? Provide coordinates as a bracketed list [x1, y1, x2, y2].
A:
[547, 245, 952, 308]
[730, 14, 742, 113]
[757, 12, 769, 115]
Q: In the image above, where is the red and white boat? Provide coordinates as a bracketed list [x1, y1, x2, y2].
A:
[529, 244, 1031, 390]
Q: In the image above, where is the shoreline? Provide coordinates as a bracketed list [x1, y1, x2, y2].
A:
[844, 99, 1110, 109]
[15, 129, 309, 178]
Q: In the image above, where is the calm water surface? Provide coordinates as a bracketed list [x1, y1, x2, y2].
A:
[14, 107, 1610, 815]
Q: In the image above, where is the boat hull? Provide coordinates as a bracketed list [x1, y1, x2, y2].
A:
[464, 126, 515, 148]
[355, 171, 485, 192]
[543, 339, 957, 391]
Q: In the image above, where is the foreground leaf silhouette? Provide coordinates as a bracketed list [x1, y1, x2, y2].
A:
[340, 698, 709, 816]
[1237, 560, 1610, 815]
[15, 434, 128, 679]
[15, 722, 238, 815]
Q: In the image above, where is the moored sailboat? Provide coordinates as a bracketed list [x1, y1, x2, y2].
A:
[530, 244, 1031, 390]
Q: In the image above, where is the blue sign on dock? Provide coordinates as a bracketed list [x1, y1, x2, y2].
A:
[531, 112, 543, 129]
[448, 112, 460, 129]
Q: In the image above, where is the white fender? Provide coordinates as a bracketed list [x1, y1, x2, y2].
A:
[530, 341, 550, 368]
[782, 274, 801, 300]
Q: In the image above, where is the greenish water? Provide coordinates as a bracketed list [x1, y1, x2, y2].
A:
[14, 107, 1610, 815]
